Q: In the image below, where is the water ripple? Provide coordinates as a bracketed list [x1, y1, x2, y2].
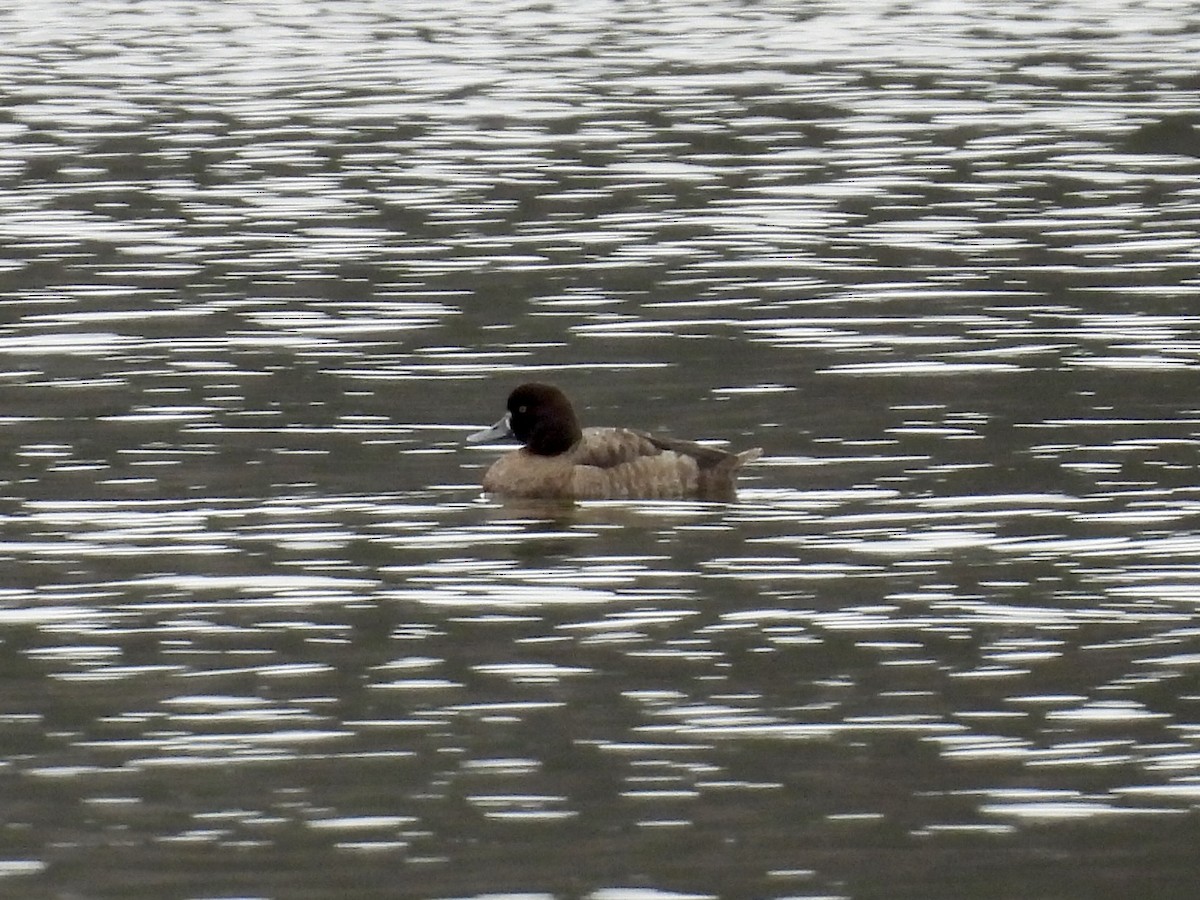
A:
[3, 0, 1200, 897]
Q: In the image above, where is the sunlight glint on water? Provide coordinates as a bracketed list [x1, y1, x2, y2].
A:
[1, 0, 1199, 897]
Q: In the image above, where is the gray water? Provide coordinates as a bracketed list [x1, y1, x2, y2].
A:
[2, 1, 1200, 898]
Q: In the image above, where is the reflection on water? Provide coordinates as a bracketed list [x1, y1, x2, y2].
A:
[2, 0, 1200, 897]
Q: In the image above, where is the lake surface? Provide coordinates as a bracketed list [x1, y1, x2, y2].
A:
[2, 1, 1200, 897]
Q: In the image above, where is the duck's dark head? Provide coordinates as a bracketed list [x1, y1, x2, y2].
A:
[467, 382, 584, 456]
[506, 383, 583, 455]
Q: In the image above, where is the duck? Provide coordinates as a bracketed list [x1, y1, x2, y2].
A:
[466, 382, 761, 500]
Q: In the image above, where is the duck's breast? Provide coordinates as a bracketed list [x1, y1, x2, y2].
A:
[481, 450, 575, 498]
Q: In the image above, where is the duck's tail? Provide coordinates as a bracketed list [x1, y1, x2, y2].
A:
[699, 446, 761, 500]
[633, 430, 762, 499]
[732, 447, 763, 470]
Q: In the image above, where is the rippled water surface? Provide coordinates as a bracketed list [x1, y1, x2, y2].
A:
[2, 1, 1200, 897]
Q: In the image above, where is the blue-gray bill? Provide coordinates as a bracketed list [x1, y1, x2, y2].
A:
[466, 414, 513, 444]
